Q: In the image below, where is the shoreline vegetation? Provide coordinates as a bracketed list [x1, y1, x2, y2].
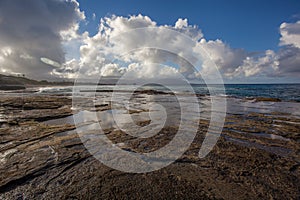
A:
[0, 74, 74, 90]
[0, 91, 299, 199]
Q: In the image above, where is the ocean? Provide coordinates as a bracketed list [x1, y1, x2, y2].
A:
[13, 83, 295, 123]
[2, 83, 299, 121]
[36, 84, 300, 102]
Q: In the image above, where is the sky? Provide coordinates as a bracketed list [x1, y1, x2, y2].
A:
[78, 0, 300, 51]
[0, 0, 300, 83]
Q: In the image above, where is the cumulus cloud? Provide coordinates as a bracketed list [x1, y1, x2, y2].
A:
[175, 18, 188, 29]
[276, 46, 300, 75]
[275, 21, 300, 76]
[229, 50, 279, 77]
[234, 20, 300, 78]
[198, 39, 248, 76]
[198, 20, 300, 78]
[58, 14, 298, 81]
[53, 14, 300, 81]
[54, 15, 201, 80]
[1, 4, 299, 82]
[279, 21, 300, 48]
[0, 0, 84, 79]
[55, 15, 212, 81]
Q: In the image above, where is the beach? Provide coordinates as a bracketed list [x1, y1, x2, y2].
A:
[0, 86, 299, 199]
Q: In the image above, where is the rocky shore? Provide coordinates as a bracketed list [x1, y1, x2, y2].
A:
[0, 95, 299, 199]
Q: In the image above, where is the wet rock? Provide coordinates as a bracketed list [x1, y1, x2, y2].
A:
[0, 96, 73, 124]
[0, 95, 299, 199]
[134, 89, 170, 95]
[246, 97, 282, 102]
[0, 85, 26, 90]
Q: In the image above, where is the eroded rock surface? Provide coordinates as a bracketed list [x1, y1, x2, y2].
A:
[0, 95, 299, 199]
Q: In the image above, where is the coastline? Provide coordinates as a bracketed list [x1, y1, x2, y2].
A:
[0, 90, 299, 199]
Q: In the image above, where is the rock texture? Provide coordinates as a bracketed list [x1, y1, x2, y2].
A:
[0, 95, 299, 199]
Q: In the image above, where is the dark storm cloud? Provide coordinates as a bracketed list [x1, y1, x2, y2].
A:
[0, 0, 83, 79]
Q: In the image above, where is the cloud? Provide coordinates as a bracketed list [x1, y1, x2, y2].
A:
[0, 4, 299, 82]
[279, 21, 300, 48]
[61, 14, 294, 81]
[233, 20, 300, 78]
[55, 15, 207, 80]
[275, 21, 300, 76]
[0, 0, 84, 79]
[54, 15, 194, 79]
[227, 20, 300, 78]
[100, 63, 126, 77]
[198, 39, 248, 76]
[198, 20, 300, 78]
[229, 50, 279, 77]
[175, 18, 188, 29]
[54, 15, 300, 82]
[276, 46, 300, 75]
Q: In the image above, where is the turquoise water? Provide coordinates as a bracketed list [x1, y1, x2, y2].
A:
[36, 84, 300, 102]
[194, 84, 300, 102]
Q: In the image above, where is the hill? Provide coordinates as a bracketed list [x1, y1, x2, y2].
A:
[0, 74, 73, 90]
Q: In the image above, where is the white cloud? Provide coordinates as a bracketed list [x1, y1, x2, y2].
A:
[279, 21, 300, 48]
[100, 63, 126, 77]
[197, 20, 300, 78]
[56, 15, 207, 80]
[1, 3, 299, 82]
[230, 50, 278, 77]
[274, 21, 300, 76]
[126, 63, 179, 79]
[56, 15, 300, 81]
[198, 39, 247, 76]
[175, 18, 188, 29]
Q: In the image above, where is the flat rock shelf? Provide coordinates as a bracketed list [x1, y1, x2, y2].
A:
[0, 95, 299, 199]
